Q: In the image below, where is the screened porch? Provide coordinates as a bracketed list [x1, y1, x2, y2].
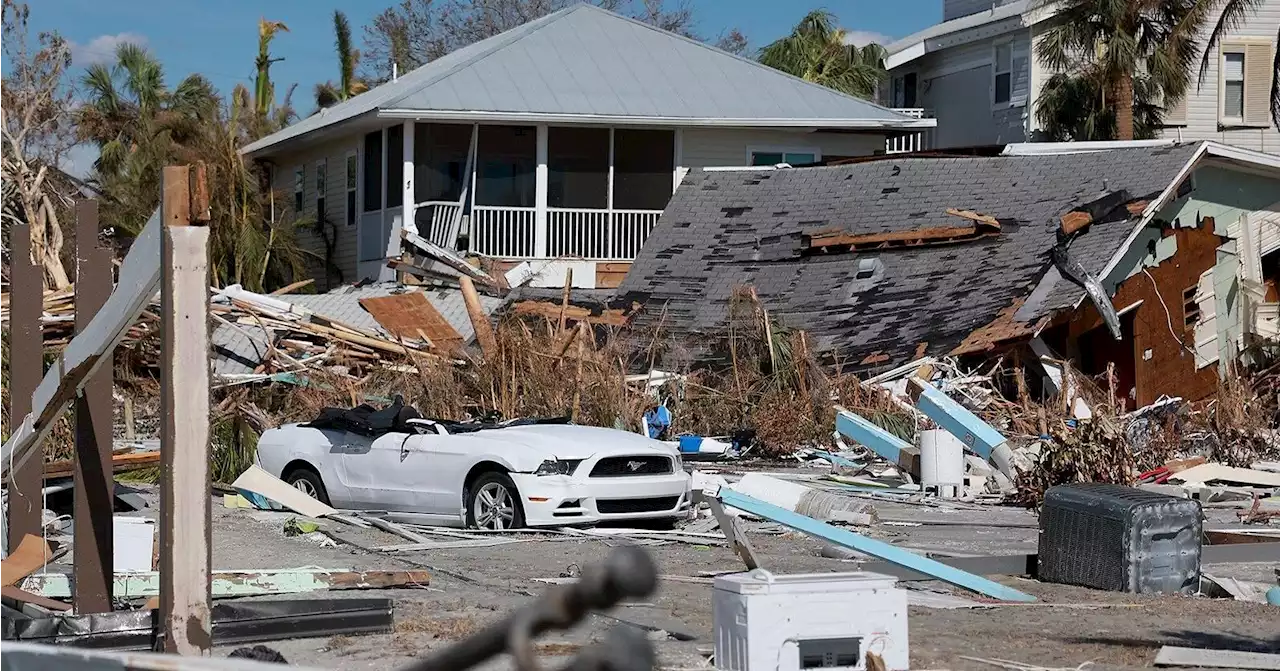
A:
[357, 122, 676, 276]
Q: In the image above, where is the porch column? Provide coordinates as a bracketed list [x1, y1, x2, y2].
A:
[402, 120, 416, 235]
[607, 127, 615, 259]
[535, 123, 549, 258]
[672, 128, 684, 193]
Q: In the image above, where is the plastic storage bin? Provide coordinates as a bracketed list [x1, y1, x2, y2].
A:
[713, 570, 908, 671]
[1038, 483, 1202, 594]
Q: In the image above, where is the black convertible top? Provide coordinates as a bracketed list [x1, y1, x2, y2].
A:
[302, 397, 570, 437]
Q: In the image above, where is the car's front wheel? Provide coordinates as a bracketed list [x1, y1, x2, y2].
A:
[284, 467, 331, 506]
[467, 472, 525, 530]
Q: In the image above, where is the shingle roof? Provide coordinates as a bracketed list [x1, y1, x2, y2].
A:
[212, 283, 506, 375]
[616, 143, 1202, 371]
[244, 4, 923, 157]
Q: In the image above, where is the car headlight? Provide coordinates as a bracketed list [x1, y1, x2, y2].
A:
[534, 459, 582, 476]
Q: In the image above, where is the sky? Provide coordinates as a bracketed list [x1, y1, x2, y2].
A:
[25, 0, 942, 175]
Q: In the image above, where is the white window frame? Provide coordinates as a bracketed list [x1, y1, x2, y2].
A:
[1219, 48, 1246, 125]
[344, 150, 358, 227]
[746, 145, 822, 167]
[992, 41, 1014, 109]
[293, 166, 304, 214]
[314, 159, 327, 223]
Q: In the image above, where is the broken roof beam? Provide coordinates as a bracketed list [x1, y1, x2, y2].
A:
[401, 229, 497, 286]
[1059, 189, 1137, 236]
[945, 208, 1001, 229]
[708, 486, 1036, 602]
[803, 218, 1000, 254]
[834, 407, 920, 477]
[906, 377, 1019, 486]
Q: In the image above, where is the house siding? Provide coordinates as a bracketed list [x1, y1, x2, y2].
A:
[943, 0, 1018, 22]
[1157, 4, 1280, 152]
[681, 128, 885, 167]
[1141, 164, 1280, 370]
[895, 30, 1031, 148]
[268, 140, 362, 290]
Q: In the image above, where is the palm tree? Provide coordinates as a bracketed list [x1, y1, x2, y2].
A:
[757, 10, 886, 100]
[76, 42, 218, 234]
[315, 10, 369, 109]
[1035, 0, 1209, 140]
[1198, 0, 1280, 127]
[254, 18, 289, 119]
[1036, 71, 1165, 141]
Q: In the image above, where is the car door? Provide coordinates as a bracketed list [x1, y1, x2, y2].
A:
[409, 431, 478, 519]
[337, 432, 433, 511]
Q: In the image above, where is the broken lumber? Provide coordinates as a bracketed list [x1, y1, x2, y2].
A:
[1, 535, 56, 587]
[834, 406, 921, 477]
[22, 568, 430, 600]
[459, 276, 497, 357]
[0, 584, 72, 611]
[401, 229, 496, 285]
[1153, 646, 1280, 670]
[708, 485, 1036, 602]
[945, 208, 1001, 229]
[41, 450, 160, 481]
[804, 217, 1000, 253]
[513, 300, 634, 326]
[907, 377, 1019, 485]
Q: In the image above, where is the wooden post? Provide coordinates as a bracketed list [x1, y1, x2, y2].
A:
[72, 200, 115, 614]
[158, 165, 212, 654]
[557, 268, 573, 334]
[459, 276, 496, 358]
[6, 222, 44, 549]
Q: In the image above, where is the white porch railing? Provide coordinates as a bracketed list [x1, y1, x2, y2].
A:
[417, 201, 463, 248]
[547, 208, 663, 260]
[887, 108, 935, 154]
[471, 205, 537, 258]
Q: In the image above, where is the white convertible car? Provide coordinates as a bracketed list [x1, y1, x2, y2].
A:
[255, 403, 691, 529]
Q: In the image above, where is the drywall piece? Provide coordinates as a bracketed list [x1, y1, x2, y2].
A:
[113, 517, 155, 573]
[711, 486, 1036, 602]
[1154, 646, 1280, 670]
[906, 378, 1018, 484]
[1170, 463, 1280, 488]
[22, 568, 430, 599]
[834, 406, 920, 476]
[231, 465, 337, 518]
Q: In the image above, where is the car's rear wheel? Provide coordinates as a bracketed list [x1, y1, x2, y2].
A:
[467, 472, 524, 530]
[284, 467, 331, 506]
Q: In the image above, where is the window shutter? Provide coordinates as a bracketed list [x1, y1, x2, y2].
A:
[1244, 42, 1276, 126]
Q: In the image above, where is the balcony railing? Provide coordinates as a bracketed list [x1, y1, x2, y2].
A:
[417, 201, 464, 248]
[470, 206, 662, 260]
[887, 108, 935, 154]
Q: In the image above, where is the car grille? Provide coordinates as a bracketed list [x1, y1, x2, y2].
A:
[590, 455, 672, 477]
[597, 496, 680, 514]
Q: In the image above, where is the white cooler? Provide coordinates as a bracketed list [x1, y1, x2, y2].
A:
[713, 570, 909, 671]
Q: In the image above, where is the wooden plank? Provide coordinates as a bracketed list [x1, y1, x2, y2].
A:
[41, 450, 161, 480]
[1154, 646, 1280, 670]
[7, 221, 44, 547]
[159, 165, 212, 655]
[269, 278, 315, 295]
[706, 497, 758, 570]
[73, 200, 115, 614]
[1, 535, 54, 587]
[945, 208, 1001, 229]
[459, 276, 496, 357]
[1, 205, 163, 485]
[358, 292, 462, 350]
[1060, 210, 1093, 235]
[1, 585, 72, 611]
[804, 222, 999, 251]
[714, 487, 1037, 602]
[22, 568, 431, 599]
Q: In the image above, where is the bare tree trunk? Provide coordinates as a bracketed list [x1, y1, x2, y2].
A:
[1114, 72, 1134, 141]
[40, 195, 72, 290]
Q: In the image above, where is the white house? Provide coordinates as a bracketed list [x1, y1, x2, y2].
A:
[242, 4, 933, 287]
[882, 0, 1279, 151]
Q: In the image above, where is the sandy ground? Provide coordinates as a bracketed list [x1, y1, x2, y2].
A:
[96, 478, 1272, 671]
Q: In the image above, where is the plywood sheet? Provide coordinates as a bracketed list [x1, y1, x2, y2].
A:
[359, 292, 463, 351]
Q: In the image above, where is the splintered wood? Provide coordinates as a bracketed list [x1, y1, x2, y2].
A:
[804, 209, 1001, 253]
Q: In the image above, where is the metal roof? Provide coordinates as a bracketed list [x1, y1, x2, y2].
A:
[244, 4, 925, 157]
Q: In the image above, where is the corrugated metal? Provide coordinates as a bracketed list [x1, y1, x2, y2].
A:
[244, 5, 915, 156]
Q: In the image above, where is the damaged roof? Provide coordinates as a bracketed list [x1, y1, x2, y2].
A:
[617, 142, 1201, 371]
[212, 283, 506, 376]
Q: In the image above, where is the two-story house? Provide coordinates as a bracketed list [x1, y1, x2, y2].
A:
[883, 0, 1279, 151]
[242, 4, 933, 288]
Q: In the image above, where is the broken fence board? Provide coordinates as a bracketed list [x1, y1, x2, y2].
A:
[1154, 646, 1280, 670]
[713, 487, 1036, 602]
[1, 209, 163, 483]
[22, 568, 430, 600]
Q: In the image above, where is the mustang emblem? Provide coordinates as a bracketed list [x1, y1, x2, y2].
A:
[625, 460, 647, 472]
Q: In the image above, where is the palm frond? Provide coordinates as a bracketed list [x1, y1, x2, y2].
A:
[1198, 0, 1267, 81]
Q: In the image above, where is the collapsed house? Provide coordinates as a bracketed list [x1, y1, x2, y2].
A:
[618, 141, 1280, 407]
